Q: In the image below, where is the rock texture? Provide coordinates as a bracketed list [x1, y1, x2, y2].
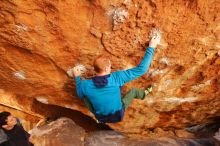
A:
[30, 118, 85, 146]
[31, 118, 219, 146]
[85, 131, 218, 146]
[0, 0, 220, 135]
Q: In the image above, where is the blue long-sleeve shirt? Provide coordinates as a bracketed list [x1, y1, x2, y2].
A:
[75, 47, 155, 116]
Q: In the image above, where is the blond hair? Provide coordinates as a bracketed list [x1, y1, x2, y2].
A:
[93, 55, 111, 73]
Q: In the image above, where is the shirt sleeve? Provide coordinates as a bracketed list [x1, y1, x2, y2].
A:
[75, 76, 84, 99]
[111, 47, 155, 86]
[0, 129, 8, 144]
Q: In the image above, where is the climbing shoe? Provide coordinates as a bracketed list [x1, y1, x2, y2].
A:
[144, 85, 153, 96]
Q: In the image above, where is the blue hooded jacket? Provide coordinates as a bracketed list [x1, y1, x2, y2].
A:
[75, 47, 155, 116]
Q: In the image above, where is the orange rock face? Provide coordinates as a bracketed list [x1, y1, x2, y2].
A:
[0, 0, 219, 135]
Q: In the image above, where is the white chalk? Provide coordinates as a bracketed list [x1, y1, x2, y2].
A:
[159, 57, 169, 65]
[149, 28, 162, 44]
[13, 71, 26, 80]
[112, 8, 129, 25]
[164, 96, 198, 104]
[67, 64, 86, 77]
[15, 24, 28, 32]
[74, 64, 86, 73]
[36, 96, 49, 104]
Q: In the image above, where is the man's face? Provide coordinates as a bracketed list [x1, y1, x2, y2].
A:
[2, 115, 17, 130]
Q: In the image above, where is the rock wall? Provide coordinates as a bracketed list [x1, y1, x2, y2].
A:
[30, 117, 219, 146]
[30, 118, 86, 146]
[0, 0, 219, 135]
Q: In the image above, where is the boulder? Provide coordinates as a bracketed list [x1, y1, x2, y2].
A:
[0, 0, 219, 135]
[30, 117, 85, 146]
[85, 130, 217, 146]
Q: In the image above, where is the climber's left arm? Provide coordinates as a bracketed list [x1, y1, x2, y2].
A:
[111, 47, 155, 86]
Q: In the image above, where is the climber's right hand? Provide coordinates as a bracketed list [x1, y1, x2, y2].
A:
[149, 28, 161, 48]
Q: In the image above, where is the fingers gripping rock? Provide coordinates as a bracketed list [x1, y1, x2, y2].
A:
[149, 28, 162, 43]
[67, 64, 86, 77]
[74, 64, 86, 73]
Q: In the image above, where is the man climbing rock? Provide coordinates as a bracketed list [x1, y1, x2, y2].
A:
[0, 111, 33, 146]
[68, 29, 161, 123]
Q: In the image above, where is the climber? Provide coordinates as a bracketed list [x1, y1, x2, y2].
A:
[0, 111, 33, 146]
[68, 29, 161, 123]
